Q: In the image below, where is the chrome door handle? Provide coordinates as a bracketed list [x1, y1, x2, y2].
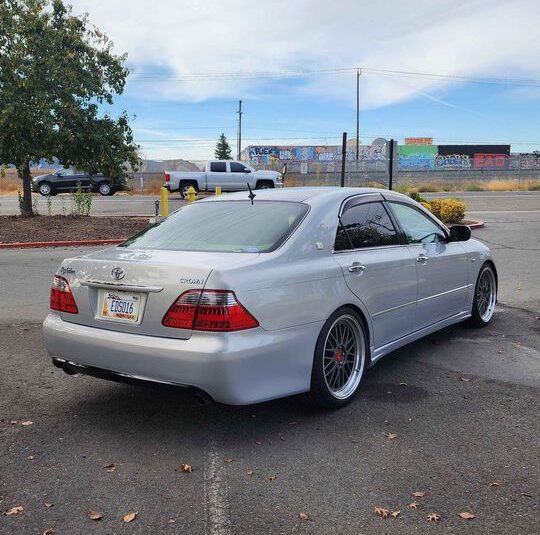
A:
[349, 262, 367, 273]
[416, 254, 428, 264]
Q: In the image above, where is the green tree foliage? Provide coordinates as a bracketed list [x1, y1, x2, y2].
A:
[215, 133, 232, 160]
[0, 0, 139, 216]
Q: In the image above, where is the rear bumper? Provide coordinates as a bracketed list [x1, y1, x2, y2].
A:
[43, 314, 321, 405]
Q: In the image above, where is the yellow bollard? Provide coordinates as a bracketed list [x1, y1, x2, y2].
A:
[186, 185, 198, 204]
[215, 186, 222, 196]
[161, 186, 169, 217]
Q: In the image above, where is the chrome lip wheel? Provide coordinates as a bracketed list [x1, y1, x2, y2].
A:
[99, 183, 111, 195]
[39, 183, 51, 195]
[477, 267, 497, 322]
[323, 315, 365, 400]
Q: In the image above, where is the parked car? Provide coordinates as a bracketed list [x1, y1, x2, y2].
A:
[32, 169, 127, 196]
[164, 160, 283, 198]
[43, 188, 497, 407]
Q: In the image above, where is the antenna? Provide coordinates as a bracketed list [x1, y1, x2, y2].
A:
[247, 182, 256, 205]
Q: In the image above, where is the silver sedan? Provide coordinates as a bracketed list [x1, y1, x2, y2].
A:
[43, 188, 497, 407]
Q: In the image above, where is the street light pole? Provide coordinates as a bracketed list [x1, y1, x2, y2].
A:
[237, 100, 242, 160]
[356, 69, 360, 160]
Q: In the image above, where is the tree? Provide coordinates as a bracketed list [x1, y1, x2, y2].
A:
[0, 0, 139, 216]
[215, 133, 232, 160]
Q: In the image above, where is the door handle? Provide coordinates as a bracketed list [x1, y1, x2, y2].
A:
[349, 262, 367, 273]
[416, 254, 429, 264]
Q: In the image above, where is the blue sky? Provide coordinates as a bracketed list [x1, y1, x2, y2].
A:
[71, 0, 540, 160]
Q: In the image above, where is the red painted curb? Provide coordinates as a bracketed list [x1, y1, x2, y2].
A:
[0, 239, 124, 249]
[465, 219, 485, 229]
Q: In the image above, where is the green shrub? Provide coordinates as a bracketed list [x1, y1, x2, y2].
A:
[71, 181, 92, 216]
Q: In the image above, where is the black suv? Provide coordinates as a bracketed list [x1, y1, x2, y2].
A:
[32, 169, 127, 196]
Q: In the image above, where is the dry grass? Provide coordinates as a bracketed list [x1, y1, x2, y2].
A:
[412, 178, 540, 193]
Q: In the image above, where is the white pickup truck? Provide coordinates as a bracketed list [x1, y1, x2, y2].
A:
[164, 160, 283, 198]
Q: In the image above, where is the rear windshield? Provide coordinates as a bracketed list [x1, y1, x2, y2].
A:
[121, 200, 309, 253]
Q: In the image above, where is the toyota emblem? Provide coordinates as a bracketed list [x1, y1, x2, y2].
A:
[111, 267, 125, 280]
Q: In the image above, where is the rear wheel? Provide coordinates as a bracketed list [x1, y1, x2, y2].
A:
[38, 182, 53, 196]
[469, 262, 497, 327]
[309, 307, 368, 408]
[97, 181, 113, 196]
[180, 181, 198, 199]
[255, 180, 273, 190]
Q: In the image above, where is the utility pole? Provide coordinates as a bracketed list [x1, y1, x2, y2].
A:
[237, 100, 242, 160]
[388, 138, 395, 190]
[341, 132, 347, 187]
[356, 69, 360, 160]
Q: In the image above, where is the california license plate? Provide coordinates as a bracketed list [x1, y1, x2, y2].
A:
[99, 290, 143, 323]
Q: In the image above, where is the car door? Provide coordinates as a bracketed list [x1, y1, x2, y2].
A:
[229, 161, 251, 190]
[332, 195, 417, 350]
[207, 161, 229, 191]
[55, 169, 76, 191]
[386, 201, 469, 329]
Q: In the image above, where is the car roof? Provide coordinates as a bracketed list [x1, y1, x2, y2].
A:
[200, 187, 407, 204]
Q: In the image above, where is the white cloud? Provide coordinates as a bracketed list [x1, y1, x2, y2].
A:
[69, 0, 540, 109]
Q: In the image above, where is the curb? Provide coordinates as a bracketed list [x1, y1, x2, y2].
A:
[0, 239, 124, 249]
[464, 219, 485, 229]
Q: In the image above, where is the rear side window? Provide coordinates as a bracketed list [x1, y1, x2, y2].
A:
[121, 201, 309, 253]
[230, 162, 247, 172]
[210, 162, 227, 172]
[335, 201, 399, 251]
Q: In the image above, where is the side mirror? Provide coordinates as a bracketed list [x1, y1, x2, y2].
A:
[449, 224, 471, 242]
[243, 168, 251, 173]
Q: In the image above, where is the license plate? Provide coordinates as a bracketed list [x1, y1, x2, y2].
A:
[99, 290, 143, 323]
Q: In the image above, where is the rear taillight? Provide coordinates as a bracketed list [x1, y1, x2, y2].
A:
[164, 172, 170, 182]
[162, 290, 259, 332]
[50, 275, 79, 314]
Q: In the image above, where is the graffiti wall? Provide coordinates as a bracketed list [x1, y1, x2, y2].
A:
[245, 143, 387, 165]
[399, 145, 511, 170]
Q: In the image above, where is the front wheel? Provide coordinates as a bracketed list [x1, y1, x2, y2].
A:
[255, 180, 274, 190]
[309, 307, 368, 408]
[98, 182, 112, 196]
[38, 182, 53, 196]
[469, 263, 497, 327]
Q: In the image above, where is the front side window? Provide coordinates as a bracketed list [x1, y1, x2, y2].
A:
[121, 201, 308, 253]
[210, 162, 227, 172]
[389, 202, 446, 244]
[230, 162, 247, 172]
[335, 201, 399, 251]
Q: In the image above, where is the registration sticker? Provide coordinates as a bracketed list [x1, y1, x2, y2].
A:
[99, 290, 143, 323]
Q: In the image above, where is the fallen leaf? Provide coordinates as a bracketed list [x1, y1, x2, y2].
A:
[374, 507, 390, 519]
[496, 350, 504, 354]
[45, 502, 54, 508]
[21, 420, 33, 426]
[123, 512, 137, 523]
[459, 512, 475, 520]
[255, 441, 262, 445]
[489, 481, 501, 487]
[43, 529, 55, 535]
[412, 491, 425, 497]
[10, 420, 18, 425]
[399, 382, 408, 386]
[279, 434, 285, 442]
[460, 376, 472, 382]
[521, 492, 532, 498]
[391, 510, 401, 518]
[385, 432, 398, 440]
[180, 463, 192, 473]
[168, 518, 176, 523]
[299, 512, 309, 521]
[246, 470, 255, 476]
[88, 511, 103, 521]
[224, 458, 234, 464]
[27, 455, 35, 460]
[103, 463, 116, 472]
[5, 506, 23, 516]
[427, 512, 441, 522]
[408, 502, 419, 509]
[351, 439, 360, 443]
[268, 474, 277, 481]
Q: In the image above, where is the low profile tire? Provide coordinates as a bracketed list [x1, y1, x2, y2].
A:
[309, 307, 368, 409]
[469, 262, 497, 327]
[38, 182, 53, 196]
[97, 182, 113, 196]
[179, 181, 198, 199]
[255, 180, 273, 190]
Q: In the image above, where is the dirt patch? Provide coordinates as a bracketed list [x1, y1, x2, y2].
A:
[0, 215, 150, 244]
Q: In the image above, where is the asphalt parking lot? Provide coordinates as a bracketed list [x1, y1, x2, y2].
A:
[0, 192, 538, 534]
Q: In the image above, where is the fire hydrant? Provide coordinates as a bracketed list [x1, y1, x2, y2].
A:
[186, 185, 198, 204]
